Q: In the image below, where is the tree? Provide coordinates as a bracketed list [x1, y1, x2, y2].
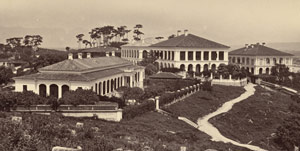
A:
[133, 24, 144, 41]
[76, 34, 84, 49]
[61, 89, 99, 106]
[0, 66, 13, 85]
[82, 40, 91, 48]
[271, 64, 290, 84]
[168, 34, 176, 39]
[121, 87, 144, 101]
[6, 37, 23, 48]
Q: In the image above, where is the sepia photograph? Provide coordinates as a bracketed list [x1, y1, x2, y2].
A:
[0, 0, 300, 150]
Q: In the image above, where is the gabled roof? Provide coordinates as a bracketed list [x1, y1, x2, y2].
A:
[150, 34, 229, 49]
[39, 57, 132, 72]
[149, 72, 182, 79]
[229, 44, 294, 56]
[123, 37, 164, 47]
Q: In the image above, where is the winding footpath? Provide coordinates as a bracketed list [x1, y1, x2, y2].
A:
[196, 83, 267, 151]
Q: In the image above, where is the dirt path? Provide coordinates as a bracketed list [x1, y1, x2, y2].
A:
[196, 83, 267, 151]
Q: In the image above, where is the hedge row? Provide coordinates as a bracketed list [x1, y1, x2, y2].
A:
[123, 81, 212, 120]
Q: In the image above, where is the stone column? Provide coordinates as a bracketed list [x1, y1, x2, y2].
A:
[208, 51, 211, 61]
[46, 85, 50, 96]
[58, 85, 62, 98]
[216, 51, 219, 61]
[185, 51, 188, 61]
[194, 51, 196, 61]
[201, 51, 204, 61]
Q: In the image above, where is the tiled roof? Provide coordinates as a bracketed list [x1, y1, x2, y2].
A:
[39, 57, 132, 72]
[123, 37, 164, 47]
[149, 72, 182, 79]
[14, 56, 144, 81]
[150, 34, 229, 49]
[13, 68, 124, 81]
[229, 44, 294, 56]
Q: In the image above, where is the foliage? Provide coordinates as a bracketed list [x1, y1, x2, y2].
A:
[275, 114, 300, 150]
[123, 100, 155, 119]
[145, 64, 158, 76]
[271, 64, 290, 84]
[217, 64, 247, 79]
[143, 83, 166, 99]
[202, 81, 212, 91]
[161, 67, 183, 73]
[61, 89, 99, 106]
[120, 87, 144, 101]
[0, 66, 13, 85]
[99, 95, 125, 108]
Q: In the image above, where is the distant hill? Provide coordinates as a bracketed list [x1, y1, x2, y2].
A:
[230, 42, 300, 56]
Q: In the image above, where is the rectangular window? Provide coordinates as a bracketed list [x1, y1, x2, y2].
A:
[196, 51, 201, 60]
[251, 59, 255, 65]
[229, 57, 232, 63]
[188, 51, 193, 60]
[211, 51, 217, 60]
[180, 51, 185, 60]
[242, 58, 245, 64]
[246, 58, 250, 65]
[219, 51, 224, 60]
[168, 51, 171, 60]
[204, 51, 209, 60]
[23, 85, 27, 91]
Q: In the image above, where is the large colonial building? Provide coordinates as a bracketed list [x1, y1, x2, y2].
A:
[14, 56, 145, 98]
[121, 37, 164, 64]
[229, 43, 294, 75]
[121, 31, 230, 73]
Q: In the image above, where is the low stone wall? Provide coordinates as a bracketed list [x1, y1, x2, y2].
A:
[13, 104, 122, 122]
[212, 78, 247, 87]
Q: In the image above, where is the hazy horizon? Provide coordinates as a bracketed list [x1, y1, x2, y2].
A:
[1, 0, 300, 49]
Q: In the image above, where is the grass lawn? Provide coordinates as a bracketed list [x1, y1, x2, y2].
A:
[210, 86, 294, 151]
[164, 85, 246, 122]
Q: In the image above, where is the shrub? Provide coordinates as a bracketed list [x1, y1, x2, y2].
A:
[123, 100, 155, 119]
[61, 89, 99, 106]
[99, 95, 125, 108]
[202, 81, 212, 91]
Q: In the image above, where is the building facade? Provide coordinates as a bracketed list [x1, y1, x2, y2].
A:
[121, 32, 230, 73]
[14, 56, 145, 98]
[229, 43, 294, 75]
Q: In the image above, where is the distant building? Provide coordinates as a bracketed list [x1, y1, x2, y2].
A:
[0, 59, 27, 74]
[229, 43, 294, 75]
[68, 46, 120, 59]
[121, 37, 164, 64]
[121, 31, 230, 73]
[13, 56, 145, 98]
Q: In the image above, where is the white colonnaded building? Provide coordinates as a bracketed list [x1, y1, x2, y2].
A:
[121, 30, 230, 73]
[13, 54, 145, 98]
[229, 43, 294, 75]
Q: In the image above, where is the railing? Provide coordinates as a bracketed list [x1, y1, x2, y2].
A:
[260, 81, 298, 95]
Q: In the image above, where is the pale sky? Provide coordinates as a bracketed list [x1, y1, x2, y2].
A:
[1, 0, 300, 49]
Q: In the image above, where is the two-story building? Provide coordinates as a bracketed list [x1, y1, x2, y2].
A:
[229, 43, 294, 75]
[13, 55, 145, 99]
[121, 31, 230, 73]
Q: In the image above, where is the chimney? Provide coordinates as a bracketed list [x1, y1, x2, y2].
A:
[245, 44, 248, 48]
[68, 53, 73, 60]
[78, 53, 82, 59]
[262, 42, 266, 46]
[184, 29, 188, 36]
[177, 30, 181, 36]
[111, 51, 115, 56]
[106, 52, 110, 57]
[87, 52, 91, 58]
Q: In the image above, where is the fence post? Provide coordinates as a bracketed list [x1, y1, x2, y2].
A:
[229, 74, 232, 80]
[155, 96, 160, 110]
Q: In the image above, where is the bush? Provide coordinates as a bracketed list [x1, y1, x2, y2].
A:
[202, 81, 212, 91]
[61, 89, 99, 106]
[123, 100, 155, 119]
[99, 95, 125, 108]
